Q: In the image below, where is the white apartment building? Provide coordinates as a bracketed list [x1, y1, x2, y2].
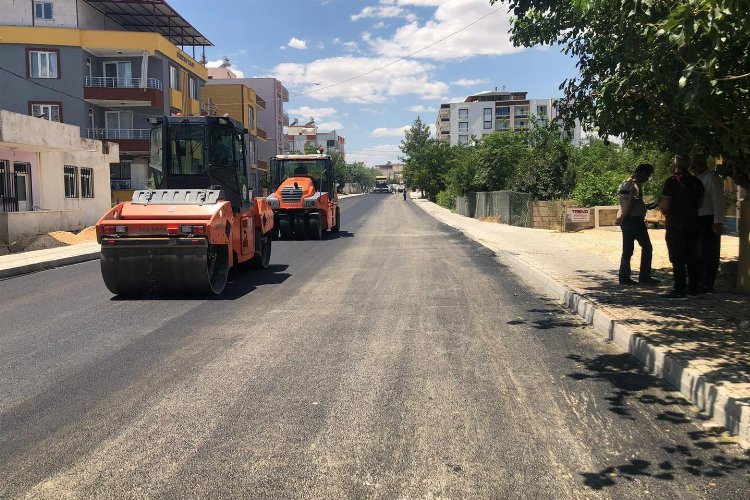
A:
[436, 91, 583, 146]
[286, 119, 345, 157]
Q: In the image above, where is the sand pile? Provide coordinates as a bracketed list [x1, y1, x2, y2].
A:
[5, 226, 97, 254]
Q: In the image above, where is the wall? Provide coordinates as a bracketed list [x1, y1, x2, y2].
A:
[0, 209, 84, 243]
[0, 148, 40, 206]
[0, 44, 86, 128]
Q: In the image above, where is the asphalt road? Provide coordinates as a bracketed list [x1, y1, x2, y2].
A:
[0, 194, 748, 499]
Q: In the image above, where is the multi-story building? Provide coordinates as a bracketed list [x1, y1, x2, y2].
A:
[202, 80, 266, 182]
[285, 119, 346, 157]
[374, 162, 404, 182]
[0, 0, 211, 204]
[436, 91, 583, 146]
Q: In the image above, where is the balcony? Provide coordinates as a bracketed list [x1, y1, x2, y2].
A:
[256, 95, 267, 110]
[110, 179, 132, 190]
[256, 128, 267, 141]
[282, 112, 289, 126]
[84, 77, 164, 108]
[86, 128, 150, 152]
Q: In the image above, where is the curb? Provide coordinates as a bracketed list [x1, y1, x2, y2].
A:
[414, 200, 750, 449]
[0, 251, 100, 280]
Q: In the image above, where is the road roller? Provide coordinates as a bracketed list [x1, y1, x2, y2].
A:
[266, 150, 340, 240]
[95, 115, 274, 296]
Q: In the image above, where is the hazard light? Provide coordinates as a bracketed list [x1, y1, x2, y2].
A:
[180, 224, 206, 234]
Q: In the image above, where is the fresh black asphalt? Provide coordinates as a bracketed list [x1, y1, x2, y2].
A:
[0, 194, 748, 498]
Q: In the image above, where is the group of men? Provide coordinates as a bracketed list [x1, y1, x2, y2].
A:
[617, 154, 725, 300]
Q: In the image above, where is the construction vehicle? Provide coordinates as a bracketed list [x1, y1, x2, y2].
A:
[95, 115, 274, 296]
[373, 176, 389, 193]
[266, 151, 340, 240]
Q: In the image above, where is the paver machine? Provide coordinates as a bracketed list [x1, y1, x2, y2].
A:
[95, 115, 274, 295]
[266, 152, 340, 240]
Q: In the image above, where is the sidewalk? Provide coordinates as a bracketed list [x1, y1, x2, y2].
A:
[411, 196, 750, 448]
[0, 242, 100, 279]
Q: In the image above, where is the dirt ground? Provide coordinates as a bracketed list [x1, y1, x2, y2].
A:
[1, 226, 97, 255]
[552, 226, 739, 271]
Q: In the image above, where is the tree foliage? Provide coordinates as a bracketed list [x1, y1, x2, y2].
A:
[491, 0, 750, 187]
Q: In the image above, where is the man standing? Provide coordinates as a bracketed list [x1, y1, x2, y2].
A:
[660, 154, 705, 299]
[616, 163, 659, 285]
[691, 155, 725, 293]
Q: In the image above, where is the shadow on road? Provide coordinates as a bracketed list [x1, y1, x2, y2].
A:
[110, 264, 291, 301]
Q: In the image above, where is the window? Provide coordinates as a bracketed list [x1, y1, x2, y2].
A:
[514, 106, 528, 116]
[34, 1, 53, 19]
[458, 108, 468, 119]
[247, 105, 255, 128]
[496, 106, 510, 117]
[169, 65, 180, 90]
[458, 122, 468, 132]
[110, 161, 131, 180]
[64, 166, 78, 198]
[458, 135, 469, 144]
[188, 77, 197, 99]
[29, 50, 58, 78]
[80, 168, 94, 198]
[484, 108, 493, 130]
[536, 105, 548, 117]
[327, 139, 335, 148]
[30, 103, 61, 122]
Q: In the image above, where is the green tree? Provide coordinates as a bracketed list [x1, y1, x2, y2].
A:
[303, 142, 320, 154]
[400, 117, 433, 197]
[492, 0, 750, 186]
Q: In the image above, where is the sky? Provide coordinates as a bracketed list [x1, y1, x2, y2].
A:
[169, 0, 578, 166]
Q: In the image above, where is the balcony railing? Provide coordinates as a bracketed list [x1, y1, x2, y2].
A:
[84, 76, 163, 91]
[86, 128, 151, 140]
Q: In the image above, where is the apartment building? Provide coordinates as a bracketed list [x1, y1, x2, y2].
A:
[436, 91, 583, 146]
[202, 81, 266, 182]
[286, 119, 346, 157]
[373, 162, 404, 182]
[0, 0, 211, 205]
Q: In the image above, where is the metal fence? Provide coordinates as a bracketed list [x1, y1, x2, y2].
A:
[456, 191, 533, 228]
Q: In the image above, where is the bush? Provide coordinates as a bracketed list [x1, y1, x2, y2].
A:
[572, 170, 624, 207]
[436, 191, 456, 210]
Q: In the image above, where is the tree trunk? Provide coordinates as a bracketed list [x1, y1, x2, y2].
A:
[738, 188, 750, 294]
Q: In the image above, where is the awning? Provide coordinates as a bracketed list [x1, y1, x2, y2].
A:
[82, 0, 212, 46]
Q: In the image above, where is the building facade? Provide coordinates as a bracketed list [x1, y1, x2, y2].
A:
[374, 162, 404, 182]
[0, 110, 119, 243]
[286, 119, 345, 157]
[0, 0, 211, 205]
[436, 91, 583, 146]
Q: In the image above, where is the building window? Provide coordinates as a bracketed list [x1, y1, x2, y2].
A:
[169, 66, 180, 90]
[514, 107, 528, 116]
[536, 105, 548, 117]
[458, 108, 468, 119]
[34, 1, 53, 19]
[484, 108, 493, 130]
[496, 106, 510, 117]
[247, 105, 255, 128]
[458, 122, 468, 132]
[30, 103, 61, 122]
[188, 77, 197, 99]
[29, 50, 58, 78]
[80, 168, 94, 198]
[64, 166, 78, 198]
[327, 139, 335, 148]
[458, 135, 469, 144]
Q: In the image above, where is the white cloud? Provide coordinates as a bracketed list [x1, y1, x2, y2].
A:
[452, 78, 488, 86]
[371, 126, 409, 137]
[347, 144, 402, 167]
[270, 56, 448, 103]
[351, 5, 417, 22]
[288, 106, 338, 120]
[373, 21, 387, 29]
[318, 121, 344, 131]
[406, 105, 437, 113]
[364, 0, 522, 61]
[288, 37, 308, 50]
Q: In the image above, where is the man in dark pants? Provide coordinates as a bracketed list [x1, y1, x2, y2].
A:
[616, 163, 659, 285]
[691, 154, 724, 293]
[660, 154, 705, 299]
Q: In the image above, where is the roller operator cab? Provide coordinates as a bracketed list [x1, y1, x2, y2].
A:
[95, 116, 275, 296]
[267, 154, 340, 240]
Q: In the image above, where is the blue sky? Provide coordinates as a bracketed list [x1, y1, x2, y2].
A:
[170, 0, 578, 166]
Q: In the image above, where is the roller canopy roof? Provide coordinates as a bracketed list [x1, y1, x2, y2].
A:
[83, 0, 212, 46]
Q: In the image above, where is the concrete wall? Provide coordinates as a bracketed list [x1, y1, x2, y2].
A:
[0, 209, 84, 242]
[0, 0, 124, 29]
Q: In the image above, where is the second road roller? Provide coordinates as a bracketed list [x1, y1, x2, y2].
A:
[95, 115, 274, 296]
